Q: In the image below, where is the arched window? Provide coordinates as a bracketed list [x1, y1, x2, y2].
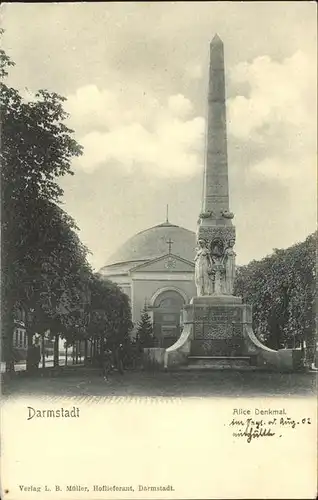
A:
[153, 290, 186, 348]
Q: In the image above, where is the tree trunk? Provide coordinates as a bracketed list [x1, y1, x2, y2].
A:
[75, 341, 79, 364]
[41, 333, 45, 369]
[313, 343, 317, 368]
[26, 323, 34, 372]
[84, 339, 88, 362]
[305, 328, 316, 367]
[100, 336, 105, 355]
[3, 307, 15, 372]
[53, 333, 59, 367]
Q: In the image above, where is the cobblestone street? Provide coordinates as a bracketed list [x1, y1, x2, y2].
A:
[2, 368, 316, 403]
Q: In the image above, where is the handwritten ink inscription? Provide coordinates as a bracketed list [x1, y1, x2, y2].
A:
[229, 409, 312, 443]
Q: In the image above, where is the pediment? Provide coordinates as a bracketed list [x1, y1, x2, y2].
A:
[130, 253, 194, 273]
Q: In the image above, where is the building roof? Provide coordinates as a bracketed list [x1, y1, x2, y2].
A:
[100, 221, 196, 274]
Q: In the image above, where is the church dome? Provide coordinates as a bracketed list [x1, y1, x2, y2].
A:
[101, 221, 196, 272]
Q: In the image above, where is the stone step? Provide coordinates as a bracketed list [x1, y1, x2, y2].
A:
[180, 365, 257, 371]
[185, 356, 254, 370]
[189, 356, 251, 360]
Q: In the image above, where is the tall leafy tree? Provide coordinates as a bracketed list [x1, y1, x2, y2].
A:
[1, 35, 83, 370]
[1, 34, 135, 373]
[234, 232, 316, 365]
[23, 200, 92, 368]
[87, 277, 133, 355]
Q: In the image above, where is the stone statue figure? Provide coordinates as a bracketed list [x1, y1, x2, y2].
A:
[210, 259, 224, 294]
[194, 239, 213, 296]
[210, 239, 225, 294]
[223, 239, 236, 295]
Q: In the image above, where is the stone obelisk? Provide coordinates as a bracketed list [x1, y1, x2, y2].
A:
[204, 34, 230, 219]
[199, 34, 235, 228]
[197, 34, 236, 297]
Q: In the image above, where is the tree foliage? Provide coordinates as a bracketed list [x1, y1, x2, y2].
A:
[87, 277, 133, 347]
[0, 37, 87, 369]
[1, 35, 133, 371]
[234, 232, 316, 361]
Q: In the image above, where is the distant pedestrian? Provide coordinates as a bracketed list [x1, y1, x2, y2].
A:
[34, 344, 41, 369]
[102, 349, 113, 381]
[28, 344, 41, 374]
[131, 343, 139, 369]
[127, 340, 137, 370]
[116, 343, 124, 375]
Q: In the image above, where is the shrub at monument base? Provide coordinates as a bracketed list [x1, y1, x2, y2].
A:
[136, 308, 155, 350]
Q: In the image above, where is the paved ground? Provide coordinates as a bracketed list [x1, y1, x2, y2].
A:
[2, 368, 316, 402]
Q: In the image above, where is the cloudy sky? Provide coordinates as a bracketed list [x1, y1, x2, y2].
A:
[2, 2, 317, 270]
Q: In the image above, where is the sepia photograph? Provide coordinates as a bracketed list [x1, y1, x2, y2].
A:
[1, 2, 317, 499]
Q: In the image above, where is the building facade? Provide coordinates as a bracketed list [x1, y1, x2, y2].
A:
[99, 221, 197, 347]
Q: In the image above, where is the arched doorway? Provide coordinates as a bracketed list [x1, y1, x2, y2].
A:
[152, 290, 186, 348]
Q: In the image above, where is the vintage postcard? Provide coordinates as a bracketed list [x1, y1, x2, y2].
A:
[1, 2, 317, 499]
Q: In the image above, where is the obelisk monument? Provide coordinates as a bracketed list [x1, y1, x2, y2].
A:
[165, 36, 282, 368]
[196, 34, 236, 297]
[203, 34, 230, 218]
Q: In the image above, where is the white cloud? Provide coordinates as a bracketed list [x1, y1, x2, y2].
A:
[168, 94, 193, 118]
[227, 50, 316, 140]
[227, 50, 317, 205]
[251, 155, 316, 184]
[64, 49, 316, 184]
[65, 85, 205, 177]
[77, 116, 204, 177]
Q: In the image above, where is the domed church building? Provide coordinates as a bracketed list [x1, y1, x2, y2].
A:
[99, 219, 196, 348]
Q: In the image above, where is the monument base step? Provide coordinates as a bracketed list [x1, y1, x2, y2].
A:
[184, 355, 255, 370]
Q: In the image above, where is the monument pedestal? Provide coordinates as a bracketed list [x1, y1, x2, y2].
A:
[186, 295, 247, 357]
[164, 295, 293, 371]
[164, 295, 257, 370]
